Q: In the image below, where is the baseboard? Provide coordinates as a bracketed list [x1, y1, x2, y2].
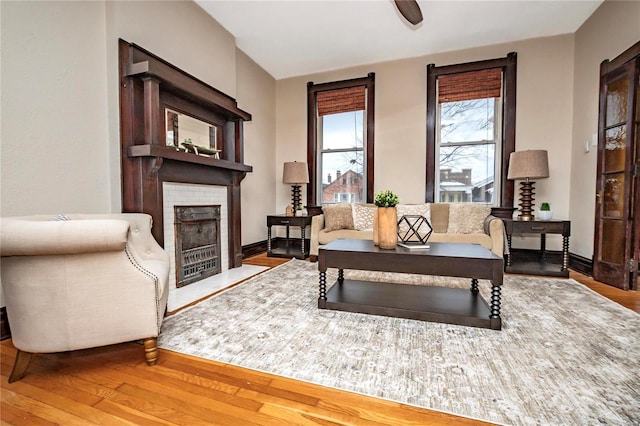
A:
[242, 240, 268, 259]
[569, 252, 593, 276]
[1, 307, 11, 341]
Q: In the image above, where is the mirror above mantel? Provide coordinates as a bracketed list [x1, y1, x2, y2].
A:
[166, 109, 221, 158]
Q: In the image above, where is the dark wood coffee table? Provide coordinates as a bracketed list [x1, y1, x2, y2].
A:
[318, 239, 503, 330]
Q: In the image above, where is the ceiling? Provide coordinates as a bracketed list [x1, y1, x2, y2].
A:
[195, 0, 603, 80]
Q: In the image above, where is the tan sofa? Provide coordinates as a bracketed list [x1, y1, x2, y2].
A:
[310, 203, 505, 259]
[0, 213, 170, 382]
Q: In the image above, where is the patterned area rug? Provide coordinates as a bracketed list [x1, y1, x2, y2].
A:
[158, 259, 640, 425]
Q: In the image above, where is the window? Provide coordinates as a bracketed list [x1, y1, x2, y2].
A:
[334, 193, 356, 203]
[426, 54, 517, 210]
[307, 73, 375, 205]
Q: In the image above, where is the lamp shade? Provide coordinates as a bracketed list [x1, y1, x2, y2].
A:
[283, 161, 309, 184]
[507, 150, 549, 180]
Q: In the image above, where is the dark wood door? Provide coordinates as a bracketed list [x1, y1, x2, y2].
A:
[593, 42, 640, 290]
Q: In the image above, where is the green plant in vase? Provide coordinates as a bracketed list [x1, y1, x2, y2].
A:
[374, 190, 399, 249]
[374, 189, 399, 207]
[538, 202, 552, 221]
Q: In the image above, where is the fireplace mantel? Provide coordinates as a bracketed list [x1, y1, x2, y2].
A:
[127, 145, 252, 173]
[119, 39, 252, 268]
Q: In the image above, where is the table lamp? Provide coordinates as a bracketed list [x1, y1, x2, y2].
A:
[507, 150, 549, 221]
[283, 161, 309, 214]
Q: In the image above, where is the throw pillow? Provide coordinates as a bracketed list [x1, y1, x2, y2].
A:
[322, 204, 355, 232]
[396, 204, 432, 234]
[447, 204, 491, 234]
[352, 204, 376, 230]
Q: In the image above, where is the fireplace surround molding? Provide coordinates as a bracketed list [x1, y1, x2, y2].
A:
[118, 39, 252, 269]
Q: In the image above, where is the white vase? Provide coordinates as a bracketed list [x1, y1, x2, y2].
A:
[537, 210, 553, 221]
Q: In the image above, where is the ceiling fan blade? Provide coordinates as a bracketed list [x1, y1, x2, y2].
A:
[394, 0, 423, 25]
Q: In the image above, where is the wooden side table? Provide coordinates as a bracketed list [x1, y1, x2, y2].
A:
[267, 215, 312, 259]
[502, 219, 571, 277]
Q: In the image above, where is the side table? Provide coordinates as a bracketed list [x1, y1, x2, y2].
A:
[502, 219, 570, 277]
[267, 215, 312, 259]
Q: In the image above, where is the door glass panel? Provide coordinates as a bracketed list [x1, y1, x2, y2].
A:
[606, 77, 628, 127]
[601, 219, 624, 264]
[603, 172, 625, 218]
[604, 126, 626, 172]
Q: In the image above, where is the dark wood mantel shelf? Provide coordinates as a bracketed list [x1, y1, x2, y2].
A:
[128, 145, 252, 173]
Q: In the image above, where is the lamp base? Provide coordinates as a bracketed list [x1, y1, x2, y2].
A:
[290, 185, 302, 214]
[517, 180, 536, 221]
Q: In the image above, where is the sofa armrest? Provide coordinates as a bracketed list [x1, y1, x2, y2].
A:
[310, 214, 325, 257]
[0, 219, 129, 257]
[486, 217, 506, 257]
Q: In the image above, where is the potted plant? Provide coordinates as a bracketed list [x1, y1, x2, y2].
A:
[538, 202, 552, 221]
[374, 190, 400, 249]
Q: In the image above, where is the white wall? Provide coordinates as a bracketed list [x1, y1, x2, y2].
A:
[276, 35, 576, 250]
[1, 1, 111, 215]
[570, 0, 640, 258]
[236, 49, 277, 244]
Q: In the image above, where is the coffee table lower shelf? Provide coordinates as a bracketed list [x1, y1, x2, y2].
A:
[319, 279, 501, 330]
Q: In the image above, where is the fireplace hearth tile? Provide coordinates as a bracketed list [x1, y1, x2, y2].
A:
[166, 264, 268, 313]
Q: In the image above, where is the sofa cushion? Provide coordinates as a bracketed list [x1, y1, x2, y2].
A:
[447, 204, 491, 234]
[429, 232, 493, 250]
[396, 204, 431, 234]
[322, 204, 355, 232]
[318, 229, 372, 245]
[352, 204, 376, 230]
[429, 203, 449, 233]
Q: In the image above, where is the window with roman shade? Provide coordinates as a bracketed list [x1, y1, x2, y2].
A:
[426, 54, 517, 213]
[307, 73, 375, 206]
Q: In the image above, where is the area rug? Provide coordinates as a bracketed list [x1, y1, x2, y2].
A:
[158, 259, 640, 425]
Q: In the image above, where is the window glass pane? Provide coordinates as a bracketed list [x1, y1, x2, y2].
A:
[603, 172, 625, 218]
[439, 144, 495, 204]
[320, 151, 364, 204]
[440, 99, 495, 144]
[322, 111, 364, 150]
[604, 126, 626, 172]
[606, 77, 628, 127]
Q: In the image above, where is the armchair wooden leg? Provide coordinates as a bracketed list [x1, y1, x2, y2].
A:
[143, 337, 158, 366]
[9, 350, 33, 383]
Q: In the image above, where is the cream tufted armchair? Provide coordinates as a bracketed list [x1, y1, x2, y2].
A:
[0, 213, 170, 383]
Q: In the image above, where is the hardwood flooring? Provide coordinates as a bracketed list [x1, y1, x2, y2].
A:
[1, 253, 638, 425]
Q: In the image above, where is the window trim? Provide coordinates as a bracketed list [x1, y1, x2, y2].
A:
[307, 73, 375, 206]
[426, 53, 516, 209]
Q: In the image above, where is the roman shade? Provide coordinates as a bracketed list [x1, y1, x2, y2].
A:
[438, 68, 502, 103]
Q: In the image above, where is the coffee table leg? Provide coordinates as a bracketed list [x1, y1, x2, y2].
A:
[470, 278, 479, 293]
[338, 269, 344, 283]
[490, 285, 501, 319]
[319, 270, 327, 301]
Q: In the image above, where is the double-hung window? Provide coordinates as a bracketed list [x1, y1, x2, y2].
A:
[307, 74, 375, 205]
[426, 54, 517, 209]
[437, 69, 502, 204]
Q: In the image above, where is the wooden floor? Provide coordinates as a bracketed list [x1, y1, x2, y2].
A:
[1, 253, 638, 426]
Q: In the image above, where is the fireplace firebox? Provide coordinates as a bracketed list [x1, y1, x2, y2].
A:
[174, 205, 221, 287]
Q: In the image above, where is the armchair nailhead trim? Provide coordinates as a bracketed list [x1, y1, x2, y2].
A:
[125, 244, 163, 333]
